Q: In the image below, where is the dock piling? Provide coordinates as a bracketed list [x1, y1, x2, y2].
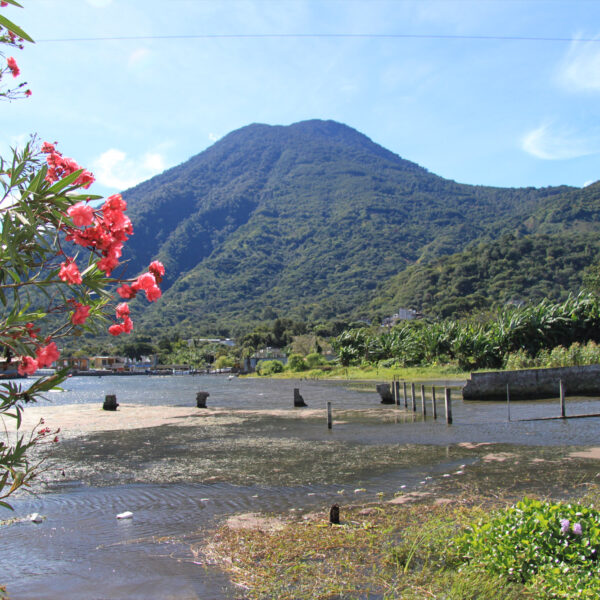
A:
[444, 388, 452, 425]
[411, 383, 416, 412]
[421, 384, 426, 416]
[559, 380, 566, 418]
[432, 387, 437, 419]
[403, 382, 407, 408]
[327, 401, 333, 429]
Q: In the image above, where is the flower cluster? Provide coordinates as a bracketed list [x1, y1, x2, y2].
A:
[560, 518, 583, 536]
[62, 193, 132, 279]
[8, 144, 166, 369]
[17, 341, 60, 376]
[109, 261, 165, 336]
[41, 142, 94, 189]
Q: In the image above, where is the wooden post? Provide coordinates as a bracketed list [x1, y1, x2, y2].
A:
[327, 401, 333, 429]
[444, 388, 452, 425]
[411, 383, 416, 412]
[392, 376, 397, 405]
[432, 387, 437, 419]
[507, 384, 511, 422]
[103, 394, 119, 411]
[329, 503, 340, 524]
[559, 380, 566, 418]
[421, 384, 426, 416]
[403, 382, 407, 408]
[395, 380, 401, 408]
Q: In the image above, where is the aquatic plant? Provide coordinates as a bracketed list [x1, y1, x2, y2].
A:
[457, 497, 600, 598]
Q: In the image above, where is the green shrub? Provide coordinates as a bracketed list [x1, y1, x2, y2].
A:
[305, 352, 327, 368]
[456, 497, 600, 598]
[504, 349, 536, 370]
[256, 360, 284, 375]
[287, 353, 307, 372]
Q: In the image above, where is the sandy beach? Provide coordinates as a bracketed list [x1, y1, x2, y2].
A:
[14, 403, 405, 439]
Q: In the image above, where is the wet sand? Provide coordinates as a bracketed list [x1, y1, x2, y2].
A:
[15, 403, 407, 439]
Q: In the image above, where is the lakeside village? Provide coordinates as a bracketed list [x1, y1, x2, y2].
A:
[0, 308, 423, 379]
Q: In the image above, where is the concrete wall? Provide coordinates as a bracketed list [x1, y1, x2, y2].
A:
[462, 364, 600, 400]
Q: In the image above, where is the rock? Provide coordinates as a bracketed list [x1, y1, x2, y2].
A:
[29, 513, 43, 523]
[376, 384, 394, 404]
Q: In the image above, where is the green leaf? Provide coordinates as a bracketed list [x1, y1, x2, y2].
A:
[0, 14, 34, 43]
[46, 169, 84, 195]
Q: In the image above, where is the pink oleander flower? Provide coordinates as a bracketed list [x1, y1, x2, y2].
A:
[108, 323, 124, 336]
[71, 303, 91, 325]
[117, 284, 136, 299]
[136, 272, 156, 291]
[149, 260, 165, 280]
[67, 201, 94, 227]
[36, 342, 60, 368]
[122, 316, 133, 333]
[25, 89, 32, 97]
[145, 285, 162, 302]
[104, 193, 127, 212]
[58, 259, 82, 285]
[18, 356, 38, 376]
[573, 522, 583, 536]
[115, 302, 130, 319]
[6, 56, 19, 78]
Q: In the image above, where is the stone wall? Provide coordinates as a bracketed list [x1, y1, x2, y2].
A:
[462, 364, 600, 400]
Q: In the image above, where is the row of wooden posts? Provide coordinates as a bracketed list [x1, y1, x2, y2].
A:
[390, 377, 454, 424]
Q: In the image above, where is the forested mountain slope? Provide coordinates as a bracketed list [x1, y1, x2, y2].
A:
[117, 119, 597, 335]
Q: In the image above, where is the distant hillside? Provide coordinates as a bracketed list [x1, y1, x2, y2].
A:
[368, 232, 600, 319]
[115, 119, 598, 336]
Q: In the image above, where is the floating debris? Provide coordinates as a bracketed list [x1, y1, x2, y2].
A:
[116, 511, 133, 519]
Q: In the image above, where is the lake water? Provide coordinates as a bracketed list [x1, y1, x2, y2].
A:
[4, 375, 600, 599]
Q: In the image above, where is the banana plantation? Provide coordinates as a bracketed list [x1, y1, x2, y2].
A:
[333, 293, 600, 371]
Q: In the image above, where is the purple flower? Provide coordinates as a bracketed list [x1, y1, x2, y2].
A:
[560, 519, 570, 534]
[573, 523, 583, 536]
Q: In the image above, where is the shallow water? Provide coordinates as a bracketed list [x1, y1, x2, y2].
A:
[3, 375, 600, 599]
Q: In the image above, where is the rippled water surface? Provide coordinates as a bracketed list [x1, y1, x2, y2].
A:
[4, 375, 600, 599]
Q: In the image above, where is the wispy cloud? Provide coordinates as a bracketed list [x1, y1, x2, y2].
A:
[558, 35, 600, 93]
[521, 122, 597, 160]
[208, 133, 220, 143]
[92, 149, 166, 191]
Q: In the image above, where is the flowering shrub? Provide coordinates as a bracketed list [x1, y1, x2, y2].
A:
[0, 2, 164, 508]
[456, 497, 600, 598]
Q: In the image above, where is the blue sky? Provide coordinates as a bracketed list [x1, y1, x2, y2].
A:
[2, 0, 600, 198]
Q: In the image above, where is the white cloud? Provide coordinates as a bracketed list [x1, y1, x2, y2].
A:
[92, 149, 166, 191]
[521, 123, 597, 160]
[128, 48, 151, 69]
[208, 133, 220, 142]
[558, 36, 600, 93]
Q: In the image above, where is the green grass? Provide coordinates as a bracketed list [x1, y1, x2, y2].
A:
[251, 364, 469, 382]
[206, 498, 527, 599]
[206, 488, 600, 599]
